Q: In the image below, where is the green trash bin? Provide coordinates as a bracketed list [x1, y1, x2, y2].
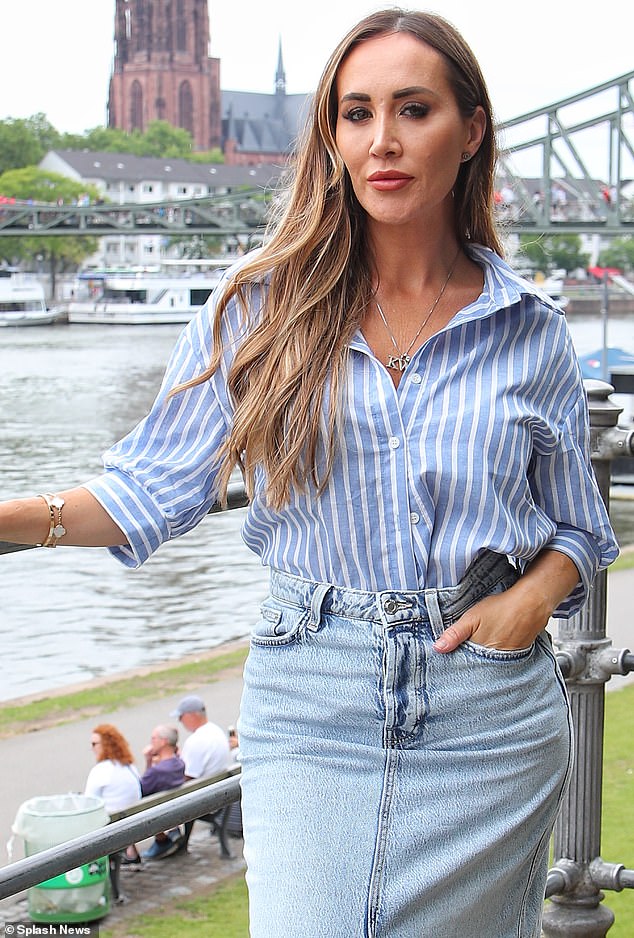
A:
[12, 794, 110, 923]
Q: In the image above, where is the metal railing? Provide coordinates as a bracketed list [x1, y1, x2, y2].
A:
[542, 380, 634, 936]
[1, 381, 633, 935]
[0, 774, 241, 901]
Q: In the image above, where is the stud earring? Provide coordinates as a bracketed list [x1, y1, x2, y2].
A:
[461, 152, 471, 162]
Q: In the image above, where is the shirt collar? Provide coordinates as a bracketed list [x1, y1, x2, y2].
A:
[348, 243, 565, 355]
[465, 243, 564, 319]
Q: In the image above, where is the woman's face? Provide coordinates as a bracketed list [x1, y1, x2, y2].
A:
[91, 734, 103, 759]
[334, 32, 485, 234]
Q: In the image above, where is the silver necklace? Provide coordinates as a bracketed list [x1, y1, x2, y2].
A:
[375, 248, 461, 372]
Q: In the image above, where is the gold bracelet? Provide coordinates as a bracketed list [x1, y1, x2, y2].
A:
[37, 493, 66, 548]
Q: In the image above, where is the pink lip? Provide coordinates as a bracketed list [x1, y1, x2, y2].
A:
[367, 171, 413, 191]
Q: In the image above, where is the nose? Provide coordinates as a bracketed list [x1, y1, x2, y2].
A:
[369, 116, 402, 159]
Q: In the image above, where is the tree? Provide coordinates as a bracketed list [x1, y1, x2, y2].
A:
[188, 148, 224, 164]
[71, 125, 137, 154]
[0, 112, 222, 169]
[0, 120, 43, 175]
[136, 121, 194, 158]
[518, 234, 590, 274]
[598, 236, 634, 274]
[0, 167, 100, 297]
[79, 121, 195, 158]
[0, 114, 62, 175]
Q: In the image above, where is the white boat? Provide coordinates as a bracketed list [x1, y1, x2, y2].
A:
[0, 270, 65, 327]
[67, 264, 230, 325]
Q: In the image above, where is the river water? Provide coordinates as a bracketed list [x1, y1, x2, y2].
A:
[1, 314, 633, 703]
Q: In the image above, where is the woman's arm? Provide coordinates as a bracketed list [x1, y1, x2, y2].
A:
[0, 487, 128, 548]
[433, 549, 580, 653]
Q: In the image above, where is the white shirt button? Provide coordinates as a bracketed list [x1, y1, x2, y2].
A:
[410, 373, 422, 384]
[410, 512, 420, 524]
[388, 437, 400, 449]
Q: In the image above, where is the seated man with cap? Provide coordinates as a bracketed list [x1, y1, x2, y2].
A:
[141, 699, 231, 860]
[171, 695, 231, 780]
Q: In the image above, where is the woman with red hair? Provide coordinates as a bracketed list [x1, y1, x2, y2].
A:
[84, 723, 141, 814]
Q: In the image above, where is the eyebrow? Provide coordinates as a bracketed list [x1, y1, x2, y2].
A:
[340, 86, 437, 103]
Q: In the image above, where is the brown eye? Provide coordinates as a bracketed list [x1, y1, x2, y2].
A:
[342, 106, 372, 122]
[400, 102, 429, 118]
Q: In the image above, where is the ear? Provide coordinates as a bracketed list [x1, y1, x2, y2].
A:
[464, 105, 486, 157]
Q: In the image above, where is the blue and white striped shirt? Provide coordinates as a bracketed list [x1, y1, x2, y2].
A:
[85, 245, 618, 618]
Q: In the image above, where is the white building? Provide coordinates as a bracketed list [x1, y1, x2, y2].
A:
[39, 150, 283, 269]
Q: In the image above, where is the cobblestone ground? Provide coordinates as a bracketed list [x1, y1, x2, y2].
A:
[0, 824, 246, 930]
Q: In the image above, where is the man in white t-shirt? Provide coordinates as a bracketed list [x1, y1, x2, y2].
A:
[170, 695, 231, 779]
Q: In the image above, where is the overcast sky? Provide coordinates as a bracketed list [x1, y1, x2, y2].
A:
[2, 0, 632, 163]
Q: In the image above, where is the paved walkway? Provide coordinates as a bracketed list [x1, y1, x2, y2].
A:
[0, 567, 632, 929]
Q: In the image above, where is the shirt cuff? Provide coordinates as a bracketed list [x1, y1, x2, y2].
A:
[544, 528, 611, 618]
[82, 472, 171, 568]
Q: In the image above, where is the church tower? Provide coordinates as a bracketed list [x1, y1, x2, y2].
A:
[108, 0, 221, 151]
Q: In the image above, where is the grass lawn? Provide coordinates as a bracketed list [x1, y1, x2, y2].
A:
[599, 683, 634, 934]
[100, 873, 249, 938]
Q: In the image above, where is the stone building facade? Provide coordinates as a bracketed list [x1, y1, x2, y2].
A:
[107, 0, 310, 165]
[108, 0, 222, 152]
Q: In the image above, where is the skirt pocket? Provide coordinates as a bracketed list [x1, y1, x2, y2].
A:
[250, 597, 310, 648]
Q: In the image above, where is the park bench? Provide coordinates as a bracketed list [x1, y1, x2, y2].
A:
[108, 765, 241, 902]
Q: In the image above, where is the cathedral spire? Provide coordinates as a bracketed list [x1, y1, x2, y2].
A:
[275, 37, 286, 95]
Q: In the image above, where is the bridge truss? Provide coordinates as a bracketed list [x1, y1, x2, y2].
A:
[0, 189, 269, 241]
[497, 69, 634, 235]
[0, 72, 632, 239]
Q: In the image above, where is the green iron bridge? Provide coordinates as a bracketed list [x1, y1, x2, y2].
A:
[0, 69, 632, 239]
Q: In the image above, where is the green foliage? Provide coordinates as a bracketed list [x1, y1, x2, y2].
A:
[598, 236, 634, 274]
[0, 118, 48, 175]
[140, 120, 194, 157]
[0, 113, 222, 170]
[0, 114, 66, 174]
[518, 233, 590, 274]
[188, 147, 225, 164]
[0, 166, 101, 273]
[77, 125, 142, 154]
[0, 165, 99, 204]
[71, 120, 195, 159]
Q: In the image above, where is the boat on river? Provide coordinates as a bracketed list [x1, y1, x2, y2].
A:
[66, 262, 230, 325]
[0, 270, 65, 327]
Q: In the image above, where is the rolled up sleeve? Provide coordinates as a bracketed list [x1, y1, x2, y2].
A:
[83, 301, 237, 567]
[529, 383, 619, 617]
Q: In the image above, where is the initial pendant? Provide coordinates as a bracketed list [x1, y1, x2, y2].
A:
[387, 353, 410, 372]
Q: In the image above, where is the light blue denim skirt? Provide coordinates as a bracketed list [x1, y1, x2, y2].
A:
[238, 551, 573, 938]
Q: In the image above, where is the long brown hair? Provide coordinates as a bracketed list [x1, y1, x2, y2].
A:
[92, 723, 135, 765]
[180, 9, 500, 509]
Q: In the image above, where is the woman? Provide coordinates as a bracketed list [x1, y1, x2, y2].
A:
[0, 10, 619, 937]
[84, 724, 141, 814]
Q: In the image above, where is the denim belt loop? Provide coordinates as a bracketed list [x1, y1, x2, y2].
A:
[308, 583, 331, 632]
[425, 590, 443, 634]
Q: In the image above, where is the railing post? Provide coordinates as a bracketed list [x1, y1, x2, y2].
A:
[542, 381, 627, 937]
